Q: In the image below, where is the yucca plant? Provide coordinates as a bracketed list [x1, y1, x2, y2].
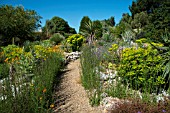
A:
[161, 33, 170, 90]
[80, 19, 102, 45]
[150, 32, 170, 90]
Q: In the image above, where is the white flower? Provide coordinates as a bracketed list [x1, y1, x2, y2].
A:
[156, 94, 164, 103]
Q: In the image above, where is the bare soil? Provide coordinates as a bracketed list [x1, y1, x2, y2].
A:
[53, 59, 102, 113]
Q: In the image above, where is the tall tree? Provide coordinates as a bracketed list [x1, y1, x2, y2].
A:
[43, 16, 76, 38]
[112, 13, 132, 39]
[93, 20, 102, 39]
[102, 16, 115, 34]
[129, 0, 164, 18]
[0, 5, 42, 45]
[105, 16, 115, 27]
[129, 0, 170, 42]
[144, 1, 170, 42]
[79, 16, 91, 33]
[131, 11, 149, 30]
[119, 13, 132, 25]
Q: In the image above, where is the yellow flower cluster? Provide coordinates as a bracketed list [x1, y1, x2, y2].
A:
[118, 42, 164, 89]
[67, 34, 85, 51]
[135, 38, 164, 48]
[2, 45, 23, 64]
[33, 45, 63, 60]
[2, 44, 63, 64]
[50, 104, 54, 108]
[108, 44, 118, 52]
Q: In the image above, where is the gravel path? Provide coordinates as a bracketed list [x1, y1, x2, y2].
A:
[53, 59, 102, 113]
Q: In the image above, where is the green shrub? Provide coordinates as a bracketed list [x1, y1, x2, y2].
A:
[102, 33, 112, 42]
[97, 40, 105, 46]
[50, 33, 64, 45]
[118, 43, 165, 93]
[67, 34, 85, 51]
[23, 40, 41, 52]
[60, 40, 72, 52]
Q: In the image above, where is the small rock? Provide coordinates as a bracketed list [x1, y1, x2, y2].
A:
[64, 51, 81, 63]
[101, 97, 131, 113]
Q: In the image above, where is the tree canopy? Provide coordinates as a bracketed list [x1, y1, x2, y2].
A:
[128, 0, 170, 42]
[104, 16, 115, 27]
[131, 11, 149, 29]
[0, 5, 42, 46]
[43, 16, 76, 38]
[129, 0, 166, 18]
[79, 16, 91, 33]
[144, 1, 170, 42]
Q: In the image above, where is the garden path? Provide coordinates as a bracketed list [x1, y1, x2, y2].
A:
[53, 59, 102, 113]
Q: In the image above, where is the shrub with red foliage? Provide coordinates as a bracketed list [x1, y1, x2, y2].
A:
[111, 99, 170, 113]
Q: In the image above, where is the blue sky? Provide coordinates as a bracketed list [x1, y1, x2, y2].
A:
[0, 0, 133, 32]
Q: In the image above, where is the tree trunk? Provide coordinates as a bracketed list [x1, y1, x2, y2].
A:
[12, 37, 15, 45]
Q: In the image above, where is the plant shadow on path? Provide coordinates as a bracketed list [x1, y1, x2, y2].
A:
[52, 66, 72, 112]
[51, 60, 102, 113]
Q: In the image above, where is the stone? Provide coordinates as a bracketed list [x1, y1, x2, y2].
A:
[101, 97, 131, 113]
[64, 51, 81, 64]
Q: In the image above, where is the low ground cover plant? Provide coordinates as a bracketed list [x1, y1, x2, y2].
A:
[112, 99, 170, 113]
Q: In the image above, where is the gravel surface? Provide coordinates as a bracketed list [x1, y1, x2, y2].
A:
[53, 59, 102, 113]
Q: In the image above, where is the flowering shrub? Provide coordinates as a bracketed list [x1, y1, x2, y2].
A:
[33, 45, 50, 59]
[1, 45, 35, 76]
[67, 34, 85, 51]
[33, 45, 63, 59]
[118, 42, 165, 93]
[2, 45, 23, 64]
[0, 42, 64, 113]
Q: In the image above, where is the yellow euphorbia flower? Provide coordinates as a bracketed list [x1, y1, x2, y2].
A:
[50, 104, 54, 108]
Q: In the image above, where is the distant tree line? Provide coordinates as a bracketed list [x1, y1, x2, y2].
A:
[78, 16, 116, 44]
[1, 0, 169, 46]
[0, 5, 77, 46]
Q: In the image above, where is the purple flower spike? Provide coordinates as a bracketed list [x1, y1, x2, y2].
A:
[137, 112, 141, 113]
[162, 110, 166, 112]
